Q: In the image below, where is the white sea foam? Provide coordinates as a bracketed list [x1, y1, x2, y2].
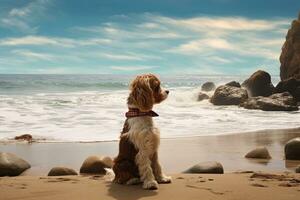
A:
[0, 86, 299, 142]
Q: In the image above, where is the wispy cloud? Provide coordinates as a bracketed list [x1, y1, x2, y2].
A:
[110, 65, 157, 71]
[0, 0, 51, 33]
[12, 49, 54, 61]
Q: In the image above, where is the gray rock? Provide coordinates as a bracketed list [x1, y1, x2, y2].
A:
[280, 15, 300, 80]
[201, 82, 216, 92]
[245, 147, 271, 159]
[276, 78, 300, 102]
[80, 156, 113, 174]
[48, 167, 78, 176]
[241, 92, 298, 111]
[210, 85, 248, 105]
[197, 92, 209, 101]
[183, 161, 224, 174]
[296, 165, 300, 173]
[285, 137, 300, 160]
[226, 81, 241, 88]
[0, 152, 30, 176]
[242, 70, 275, 97]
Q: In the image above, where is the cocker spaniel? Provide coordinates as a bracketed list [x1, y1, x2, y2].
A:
[112, 74, 171, 190]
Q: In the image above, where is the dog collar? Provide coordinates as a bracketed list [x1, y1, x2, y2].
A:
[125, 108, 159, 118]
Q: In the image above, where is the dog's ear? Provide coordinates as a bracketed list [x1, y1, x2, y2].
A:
[129, 76, 154, 111]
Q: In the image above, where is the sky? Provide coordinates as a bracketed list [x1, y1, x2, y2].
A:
[0, 0, 299, 75]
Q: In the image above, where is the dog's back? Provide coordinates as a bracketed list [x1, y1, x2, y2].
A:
[112, 119, 140, 184]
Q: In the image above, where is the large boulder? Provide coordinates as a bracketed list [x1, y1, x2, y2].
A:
[48, 167, 78, 176]
[197, 92, 209, 101]
[183, 161, 224, 174]
[201, 82, 216, 92]
[226, 81, 241, 88]
[241, 92, 298, 111]
[285, 137, 300, 160]
[0, 152, 31, 176]
[280, 13, 300, 80]
[80, 156, 113, 174]
[245, 147, 271, 159]
[210, 85, 248, 105]
[242, 70, 275, 97]
[276, 77, 300, 102]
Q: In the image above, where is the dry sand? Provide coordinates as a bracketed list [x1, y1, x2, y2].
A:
[1, 173, 300, 200]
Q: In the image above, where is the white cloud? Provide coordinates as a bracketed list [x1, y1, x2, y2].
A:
[12, 49, 54, 61]
[1, 0, 50, 33]
[110, 65, 157, 71]
[0, 36, 111, 47]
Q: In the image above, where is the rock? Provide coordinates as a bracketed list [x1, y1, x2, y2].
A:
[14, 134, 33, 142]
[276, 77, 300, 102]
[225, 81, 241, 88]
[0, 152, 31, 176]
[242, 70, 275, 97]
[210, 85, 248, 105]
[183, 161, 224, 174]
[280, 14, 300, 80]
[296, 165, 300, 173]
[245, 147, 271, 159]
[48, 167, 78, 176]
[201, 82, 216, 92]
[241, 92, 298, 111]
[80, 156, 113, 174]
[197, 92, 209, 101]
[285, 137, 300, 160]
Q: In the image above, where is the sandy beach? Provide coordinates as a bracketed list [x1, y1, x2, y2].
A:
[1, 128, 300, 200]
[1, 173, 300, 200]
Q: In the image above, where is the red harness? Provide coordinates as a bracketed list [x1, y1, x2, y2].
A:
[125, 108, 159, 118]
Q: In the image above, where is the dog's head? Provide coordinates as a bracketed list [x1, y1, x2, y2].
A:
[127, 74, 169, 111]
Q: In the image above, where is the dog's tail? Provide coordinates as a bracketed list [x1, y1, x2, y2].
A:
[104, 168, 115, 182]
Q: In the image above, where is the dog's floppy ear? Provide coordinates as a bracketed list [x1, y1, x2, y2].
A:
[129, 75, 154, 111]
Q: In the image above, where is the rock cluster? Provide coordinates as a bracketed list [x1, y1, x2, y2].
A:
[210, 85, 248, 105]
[242, 70, 275, 97]
[240, 92, 298, 111]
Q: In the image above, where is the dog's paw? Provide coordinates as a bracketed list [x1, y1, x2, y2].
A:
[157, 175, 172, 184]
[126, 178, 141, 185]
[143, 180, 159, 190]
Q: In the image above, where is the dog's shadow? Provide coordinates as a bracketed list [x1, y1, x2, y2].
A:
[106, 182, 158, 200]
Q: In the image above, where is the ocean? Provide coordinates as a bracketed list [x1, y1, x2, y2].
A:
[0, 74, 299, 142]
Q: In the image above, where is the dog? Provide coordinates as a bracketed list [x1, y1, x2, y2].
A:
[112, 74, 171, 190]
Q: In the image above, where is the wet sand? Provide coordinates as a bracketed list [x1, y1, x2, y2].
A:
[1, 127, 300, 175]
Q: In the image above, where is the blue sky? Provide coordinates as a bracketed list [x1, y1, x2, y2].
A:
[0, 0, 299, 75]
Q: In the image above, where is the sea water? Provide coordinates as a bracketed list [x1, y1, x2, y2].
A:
[0, 74, 299, 142]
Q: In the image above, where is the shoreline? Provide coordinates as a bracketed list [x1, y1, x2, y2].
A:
[1, 127, 300, 144]
[1, 127, 300, 176]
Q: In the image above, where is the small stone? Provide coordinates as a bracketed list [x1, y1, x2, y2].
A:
[80, 155, 113, 174]
[48, 167, 78, 176]
[285, 138, 300, 160]
[245, 147, 271, 159]
[183, 161, 224, 174]
[201, 82, 216, 92]
[0, 152, 31, 176]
